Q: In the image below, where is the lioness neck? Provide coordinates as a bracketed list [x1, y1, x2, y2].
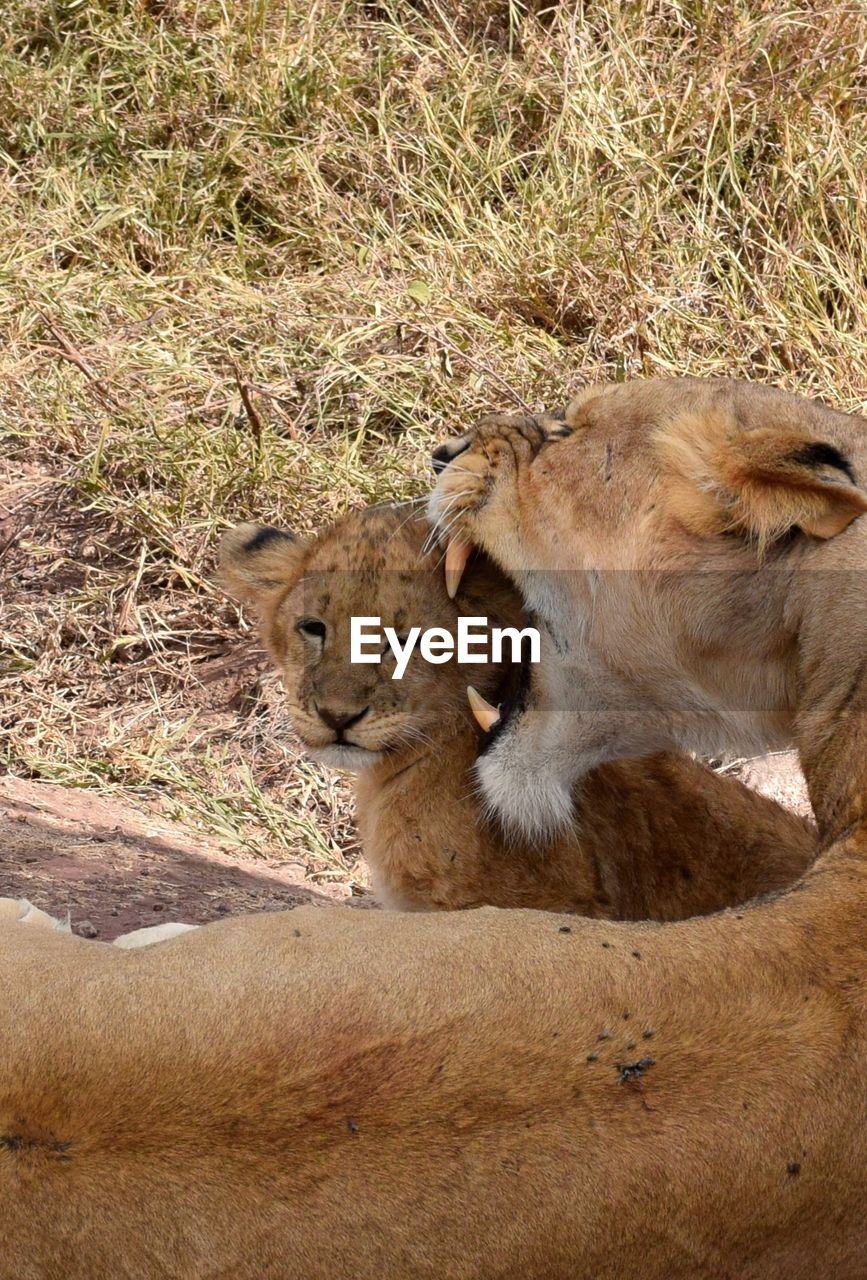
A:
[791, 524, 867, 842]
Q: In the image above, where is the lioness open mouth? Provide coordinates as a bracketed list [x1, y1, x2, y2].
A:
[467, 685, 501, 732]
[467, 656, 533, 755]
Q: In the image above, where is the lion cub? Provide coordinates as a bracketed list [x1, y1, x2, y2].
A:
[221, 505, 813, 917]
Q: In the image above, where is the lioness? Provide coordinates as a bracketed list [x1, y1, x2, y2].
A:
[429, 378, 867, 841]
[220, 505, 813, 916]
[3, 839, 867, 1278]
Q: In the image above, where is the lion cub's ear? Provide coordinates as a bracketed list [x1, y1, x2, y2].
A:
[219, 523, 307, 603]
[657, 410, 867, 548]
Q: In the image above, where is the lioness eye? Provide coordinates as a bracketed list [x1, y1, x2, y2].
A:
[297, 618, 326, 640]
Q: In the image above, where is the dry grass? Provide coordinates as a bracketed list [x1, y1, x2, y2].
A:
[2, 0, 866, 882]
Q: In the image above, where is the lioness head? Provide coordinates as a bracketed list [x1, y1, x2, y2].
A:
[428, 378, 867, 841]
[219, 505, 522, 770]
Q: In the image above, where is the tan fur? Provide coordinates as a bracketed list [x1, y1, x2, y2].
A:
[219, 507, 520, 769]
[429, 377, 867, 842]
[221, 506, 814, 917]
[2, 835, 867, 1278]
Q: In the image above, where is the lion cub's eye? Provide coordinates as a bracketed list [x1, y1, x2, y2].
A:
[297, 618, 326, 640]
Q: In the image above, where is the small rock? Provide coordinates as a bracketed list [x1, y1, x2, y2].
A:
[77, 920, 98, 939]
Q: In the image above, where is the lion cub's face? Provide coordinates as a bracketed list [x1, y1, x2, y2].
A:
[220, 506, 521, 770]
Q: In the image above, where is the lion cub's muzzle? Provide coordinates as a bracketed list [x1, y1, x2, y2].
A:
[315, 703, 370, 744]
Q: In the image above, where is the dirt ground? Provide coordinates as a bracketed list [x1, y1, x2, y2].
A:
[0, 752, 811, 941]
[0, 775, 363, 941]
[1, 453, 368, 911]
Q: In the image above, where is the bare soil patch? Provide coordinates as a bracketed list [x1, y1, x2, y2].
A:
[0, 775, 361, 941]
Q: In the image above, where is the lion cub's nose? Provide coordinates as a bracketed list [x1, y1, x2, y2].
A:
[315, 705, 369, 734]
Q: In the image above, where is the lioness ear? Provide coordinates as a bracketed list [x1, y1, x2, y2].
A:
[218, 523, 307, 603]
[657, 411, 867, 547]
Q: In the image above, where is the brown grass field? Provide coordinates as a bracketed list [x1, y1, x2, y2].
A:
[1, 0, 862, 924]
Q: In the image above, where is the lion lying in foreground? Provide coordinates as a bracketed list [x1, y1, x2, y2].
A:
[3, 839, 867, 1279]
[220, 504, 814, 916]
[430, 377, 867, 843]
